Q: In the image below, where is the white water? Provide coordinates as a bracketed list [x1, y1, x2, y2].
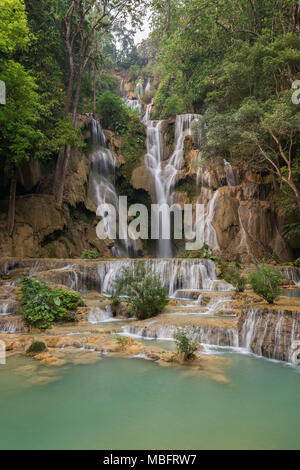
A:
[126, 99, 142, 115]
[88, 118, 137, 257]
[240, 307, 300, 363]
[224, 159, 237, 186]
[143, 100, 153, 124]
[145, 78, 151, 94]
[143, 114, 200, 257]
[88, 305, 114, 323]
[121, 303, 299, 364]
[282, 267, 300, 286]
[0, 303, 9, 316]
[96, 258, 226, 296]
[136, 81, 144, 99]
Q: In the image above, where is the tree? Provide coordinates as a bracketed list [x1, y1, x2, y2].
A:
[111, 261, 169, 320]
[174, 327, 198, 361]
[249, 265, 283, 304]
[0, 0, 41, 235]
[52, 0, 147, 206]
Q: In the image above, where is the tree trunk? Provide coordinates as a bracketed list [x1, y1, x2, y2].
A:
[7, 170, 17, 236]
[166, 0, 171, 33]
[93, 61, 97, 115]
[65, 63, 75, 115]
[72, 66, 84, 123]
[53, 146, 66, 205]
[55, 146, 71, 207]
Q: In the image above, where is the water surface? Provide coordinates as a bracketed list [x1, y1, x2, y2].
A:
[0, 353, 299, 450]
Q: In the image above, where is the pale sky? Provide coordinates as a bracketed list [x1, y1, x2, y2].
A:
[134, 14, 151, 44]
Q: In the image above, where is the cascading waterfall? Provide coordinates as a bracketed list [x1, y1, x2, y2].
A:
[145, 78, 151, 94]
[135, 81, 144, 99]
[95, 258, 232, 296]
[204, 190, 220, 250]
[143, 114, 201, 257]
[282, 267, 300, 286]
[143, 100, 153, 124]
[120, 78, 124, 95]
[240, 307, 300, 363]
[126, 99, 142, 115]
[88, 119, 137, 257]
[223, 159, 237, 186]
[88, 305, 114, 323]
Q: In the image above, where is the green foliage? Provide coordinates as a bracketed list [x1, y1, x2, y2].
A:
[223, 266, 246, 293]
[249, 265, 283, 304]
[174, 328, 198, 361]
[26, 338, 46, 355]
[179, 244, 217, 261]
[282, 222, 300, 240]
[128, 65, 140, 81]
[294, 258, 300, 268]
[19, 276, 83, 329]
[96, 90, 145, 176]
[151, 0, 300, 214]
[80, 249, 99, 259]
[114, 335, 133, 350]
[0, 0, 31, 54]
[96, 91, 128, 133]
[111, 262, 169, 320]
[0, 59, 42, 168]
[121, 112, 145, 178]
[161, 94, 186, 119]
[98, 72, 119, 95]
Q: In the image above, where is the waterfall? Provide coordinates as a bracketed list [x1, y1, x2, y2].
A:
[88, 305, 114, 323]
[204, 190, 220, 250]
[164, 114, 201, 193]
[240, 307, 300, 363]
[126, 99, 142, 115]
[0, 316, 24, 333]
[122, 323, 239, 347]
[143, 114, 200, 257]
[136, 81, 144, 99]
[143, 100, 153, 124]
[282, 267, 300, 286]
[89, 119, 137, 257]
[224, 159, 236, 186]
[96, 258, 223, 296]
[145, 78, 151, 94]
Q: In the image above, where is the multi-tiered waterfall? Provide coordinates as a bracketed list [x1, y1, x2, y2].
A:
[88, 119, 137, 257]
[143, 114, 201, 257]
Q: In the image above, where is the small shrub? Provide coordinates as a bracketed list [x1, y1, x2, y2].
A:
[19, 277, 84, 329]
[115, 336, 133, 351]
[249, 266, 283, 304]
[173, 328, 198, 361]
[223, 266, 246, 292]
[26, 338, 47, 355]
[111, 262, 169, 320]
[294, 258, 300, 267]
[80, 249, 99, 259]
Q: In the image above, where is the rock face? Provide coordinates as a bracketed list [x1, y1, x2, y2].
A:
[131, 115, 293, 262]
[0, 195, 67, 258]
[239, 307, 300, 362]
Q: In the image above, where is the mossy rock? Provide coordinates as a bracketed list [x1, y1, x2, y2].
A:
[26, 339, 47, 356]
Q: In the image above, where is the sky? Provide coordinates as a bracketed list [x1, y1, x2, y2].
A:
[134, 14, 151, 44]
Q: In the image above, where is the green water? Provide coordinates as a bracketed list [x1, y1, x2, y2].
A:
[281, 288, 300, 298]
[0, 353, 300, 450]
